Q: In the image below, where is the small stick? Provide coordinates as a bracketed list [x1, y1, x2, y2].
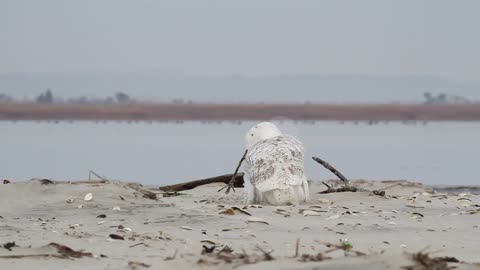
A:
[295, 239, 300, 258]
[218, 149, 248, 194]
[312, 157, 350, 186]
[255, 245, 274, 261]
[129, 242, 144, 248]
[89, 170, 109, 181]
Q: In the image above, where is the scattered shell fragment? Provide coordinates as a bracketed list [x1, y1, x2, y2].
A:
[232, 207, 252, 216]
[77, 205, 83, 209]
[302, 210, 323, 217]
[66, 198, 75, 204]
[406, 204, 425, 209]
[113, 206, 121, 211]
[84, 193, 93, 201]
[97, 221, 106, 225]
[301, 210, 322, 217]
[318, 198, 332, 204]
[219, 208, 236, 215]
[200, 240, 216, 245]
[411, 212, 424, 218]
[109, 234, 125, 240]
[246, 217, 269, 225]
[97, 214, 107, 219]
[181, 226, 193, 231]
[326, 214, 340, 220]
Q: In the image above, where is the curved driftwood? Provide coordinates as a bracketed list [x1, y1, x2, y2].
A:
[159, 173, 244, 192]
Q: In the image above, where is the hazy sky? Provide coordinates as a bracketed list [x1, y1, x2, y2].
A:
[3, 0, 480, 81]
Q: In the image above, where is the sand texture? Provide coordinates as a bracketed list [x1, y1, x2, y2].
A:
[1, 179, 479, 269]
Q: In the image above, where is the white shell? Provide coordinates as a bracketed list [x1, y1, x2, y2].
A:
[302, 210, 323, 217]
[113, 206, 121, 211]
[246, 217, 270, 225]
[84, 193, 93, 201]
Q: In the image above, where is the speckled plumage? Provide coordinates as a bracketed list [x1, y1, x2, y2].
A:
[243, 122, 309, 205]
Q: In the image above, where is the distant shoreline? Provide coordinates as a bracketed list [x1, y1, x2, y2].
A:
[1, 102, 480, 122]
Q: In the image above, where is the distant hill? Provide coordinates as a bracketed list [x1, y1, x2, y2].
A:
[0, 72, 478, 103]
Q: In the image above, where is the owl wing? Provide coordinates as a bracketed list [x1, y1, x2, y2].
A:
[245, 135, 306, 193]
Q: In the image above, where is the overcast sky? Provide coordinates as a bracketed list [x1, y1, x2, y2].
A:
[2, 0, 480, 81]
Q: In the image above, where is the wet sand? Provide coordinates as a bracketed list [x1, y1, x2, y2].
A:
[0, 179, 479, 269]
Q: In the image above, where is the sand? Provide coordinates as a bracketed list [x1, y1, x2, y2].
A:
[0, 179, 479, 269]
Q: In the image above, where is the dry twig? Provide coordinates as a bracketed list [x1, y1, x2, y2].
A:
[218, 149, 248, 194]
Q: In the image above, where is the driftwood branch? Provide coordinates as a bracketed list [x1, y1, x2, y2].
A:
[218, 149, 248, 194]
[312, 157, 350, 186]
[313, 156, 361, 194]
[159, 173, 244, 192]
[320, 181, 358, 194]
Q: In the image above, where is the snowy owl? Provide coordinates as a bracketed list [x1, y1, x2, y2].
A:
[243, 122, 309, 205]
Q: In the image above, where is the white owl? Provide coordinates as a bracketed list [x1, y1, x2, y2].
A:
[243, 122, 310, 205]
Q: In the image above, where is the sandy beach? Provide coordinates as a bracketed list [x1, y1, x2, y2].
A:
[1, 179, 479, 270]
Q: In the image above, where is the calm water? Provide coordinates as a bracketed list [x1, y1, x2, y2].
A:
[1, 121, 479, 186]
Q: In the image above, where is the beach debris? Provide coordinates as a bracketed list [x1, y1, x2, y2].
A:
[200, 240, 216, 245]
[113, 206, 121, 211]
[202, 245, 217, 254]
[318, 198, 332, 204]
[246, 217, 269, 225]
[109, 234, 125, 240]
[198, 244, 276, 266]
[164, 250, 178, 261]
[301, 210, 323, 217]
[159, 173, 244, 192]
[2, 242, 17, 251]
[128, 261, 151, 269]
[411, 212, 424, 219]
[232, 207, 252, 216]
[77, 205, 83, 209]
[0, 242, 92, 259]
[66, 198, 75, 204]
[315, 240, 366, 257]
[312, 157, 361, 194]
[274, 208, 291, 217]
[97, 214, 107, 218]
[406, 204, 425, 209]
[218, 149, 248, 194]
[36, 179, 55, 185]
[370, 190, 387, 197]
[299, 252, 330, 262]
[255, 245, 274, 261]
[219, 208, 236, 215]
[161, 191, 186, 197]
[97, 221, 106, 225]
[243, 205, 262, 209]
[3, 180, 11, 184]
[129, 242, 145, 248]
[181, 226, 193, 231]
[84, 193, 93, 201]
[125, 183, 158, 200]
[404, 251, 459, 270]
[88, 170, 109, 182]
[326, 214, 340, 220]
[219, 207, 252, 216]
